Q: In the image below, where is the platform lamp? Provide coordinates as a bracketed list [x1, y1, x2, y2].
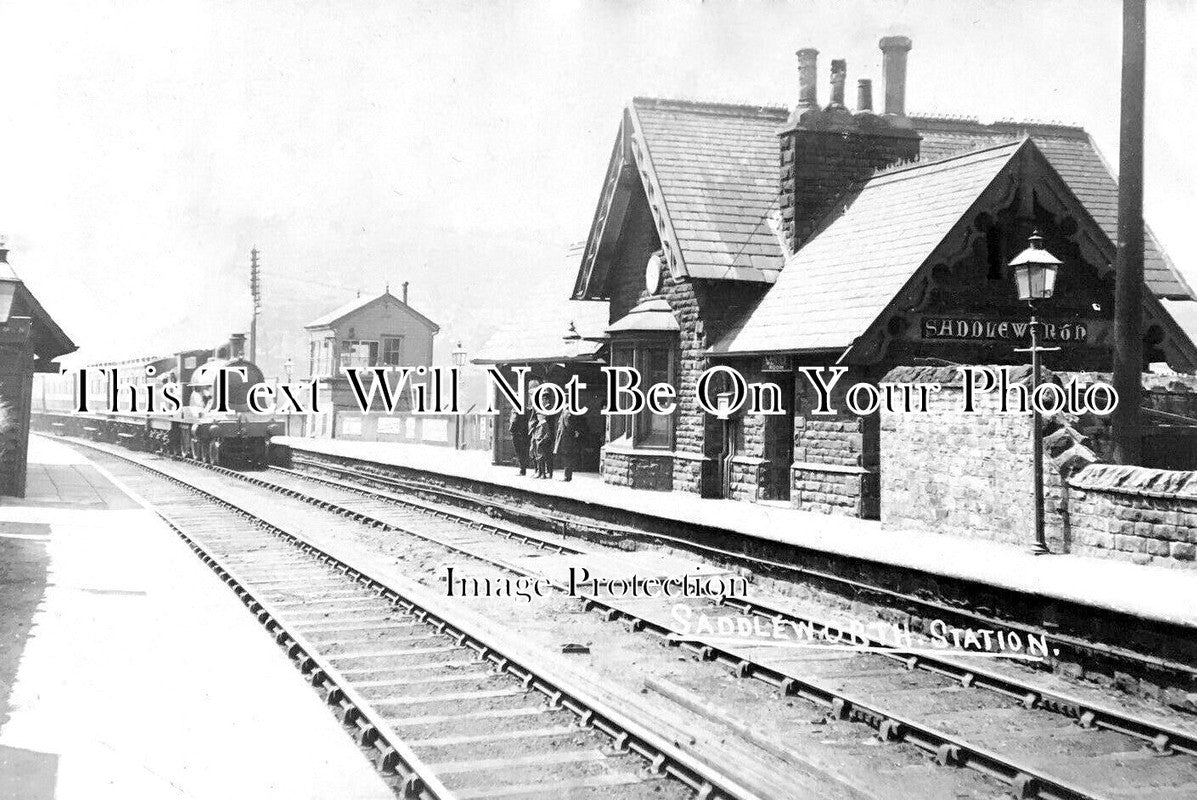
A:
[451, 342, 467, 449]
[1009, 231, 1063, 556]
[0, 239, 19, 323]
[283, 357, 294, 436]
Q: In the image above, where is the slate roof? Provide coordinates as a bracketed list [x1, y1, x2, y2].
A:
[304, 290, 440, 332]
[712, 140, 1024, 356]
[605, 99, 1191, 300]
[631, 98, 788, 282]
[913, 116, 1190, 299]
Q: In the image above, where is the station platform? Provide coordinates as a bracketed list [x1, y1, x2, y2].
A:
[0, 436, 392, 800]
[277, 436, 1197, 630]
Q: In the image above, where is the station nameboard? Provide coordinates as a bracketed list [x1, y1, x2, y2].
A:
[918, 316, 1104, 344]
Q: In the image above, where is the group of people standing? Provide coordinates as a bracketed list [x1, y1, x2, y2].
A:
[507, 379, 589, 481]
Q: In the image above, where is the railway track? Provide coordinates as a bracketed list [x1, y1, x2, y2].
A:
[286, 453, 1197, 693]
[60, 436, 1197, 799]
[78, 442, 768, 800]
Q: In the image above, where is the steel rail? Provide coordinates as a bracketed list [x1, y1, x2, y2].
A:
[717, 595, 1197, 758]
[70, 438, 769, 800]
[150, 508, 454, 799]
[122, 444, 1122, 800]
[290, 453, 1197, 683]
[336, 456, 1197, 758]
[268, 464, 583, 555]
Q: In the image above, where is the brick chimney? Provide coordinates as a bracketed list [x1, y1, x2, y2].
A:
[828, 59, 847, 109]
[856, 79, 873, 113]
[778, 39, 921, 252]
[795, 48, 819, 115]
[879, 36, 912, 117]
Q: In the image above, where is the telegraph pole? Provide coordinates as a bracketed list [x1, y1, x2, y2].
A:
[1111, 0, 1146, 465]
[249, 247, 262, 364]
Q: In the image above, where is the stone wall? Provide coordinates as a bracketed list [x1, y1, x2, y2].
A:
[792, 364, 880, 518]
[881, 364, 1197, 568]
[602, 446, 673, 491]
[1067, 465, 1197, 567]
[780, 124, 920, 252]
[882, 366, 1042, 546]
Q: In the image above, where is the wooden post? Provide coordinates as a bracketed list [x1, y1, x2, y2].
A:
[1111, 0, 1146, 465]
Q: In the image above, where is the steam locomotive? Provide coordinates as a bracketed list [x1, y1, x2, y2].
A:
[32, 333, 287, 469]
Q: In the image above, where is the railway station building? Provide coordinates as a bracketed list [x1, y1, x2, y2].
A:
[0, 243, 76, 497]
[563, 37, 1197, 518]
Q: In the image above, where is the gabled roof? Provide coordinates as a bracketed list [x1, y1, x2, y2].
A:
[573, 99, 790, 299]
[632, 98, 789, 283]
[914, 116, 1191, 299]
[573, 98, 1192, 301]
[0, 258, 76, 372]
[712, 137, 1197, 371]
[713, 140, 1024, 356]
[304, 290, 440, 333]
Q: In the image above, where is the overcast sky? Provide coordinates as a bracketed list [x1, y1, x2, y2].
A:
[3, 0, 1195, 364]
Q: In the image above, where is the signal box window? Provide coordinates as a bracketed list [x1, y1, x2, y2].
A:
[382, 336, 405, 366]
[339, 340, 379, 370]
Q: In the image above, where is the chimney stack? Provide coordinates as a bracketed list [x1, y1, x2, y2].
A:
[796, 47, 819, 112]
[856, 79, 873, 113]
[229, 333, 247, 359]
[402, 280, 409, 304]
[828, 59, 847, 108]
[879, 36, 912, 116]
[778, 36, 920, 252]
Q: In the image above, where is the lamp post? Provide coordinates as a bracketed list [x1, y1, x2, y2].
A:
[451, 342, 467, 449]
[283, 357, 294, 436]
[1009, 231, 1063, 556]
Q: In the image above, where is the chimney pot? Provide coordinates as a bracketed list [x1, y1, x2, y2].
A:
[856, 79, 874, 113]
[879, 35, 912, 116]
[829, 59, 847, 108]
[402, 280, 409, 304]
[795, 47, 819, 111]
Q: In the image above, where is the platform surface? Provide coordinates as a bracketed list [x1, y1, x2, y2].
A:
[0, 436, 393, 800]
[278, 435, 1197, 630]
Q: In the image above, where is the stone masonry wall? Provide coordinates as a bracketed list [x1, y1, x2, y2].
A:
[880, 365, 1090, 549]
[780, 126, 920, 252]
[1067, 466, 1197, 567]
[881, 364, 1197, 568]
[792, 364, 880, 518]
[602, 448, 673, 491]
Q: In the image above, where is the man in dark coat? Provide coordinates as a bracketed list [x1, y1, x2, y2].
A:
[529, 407, 557, 478]
[553, 410, 589, 482]
[507, 406, 531, 475]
